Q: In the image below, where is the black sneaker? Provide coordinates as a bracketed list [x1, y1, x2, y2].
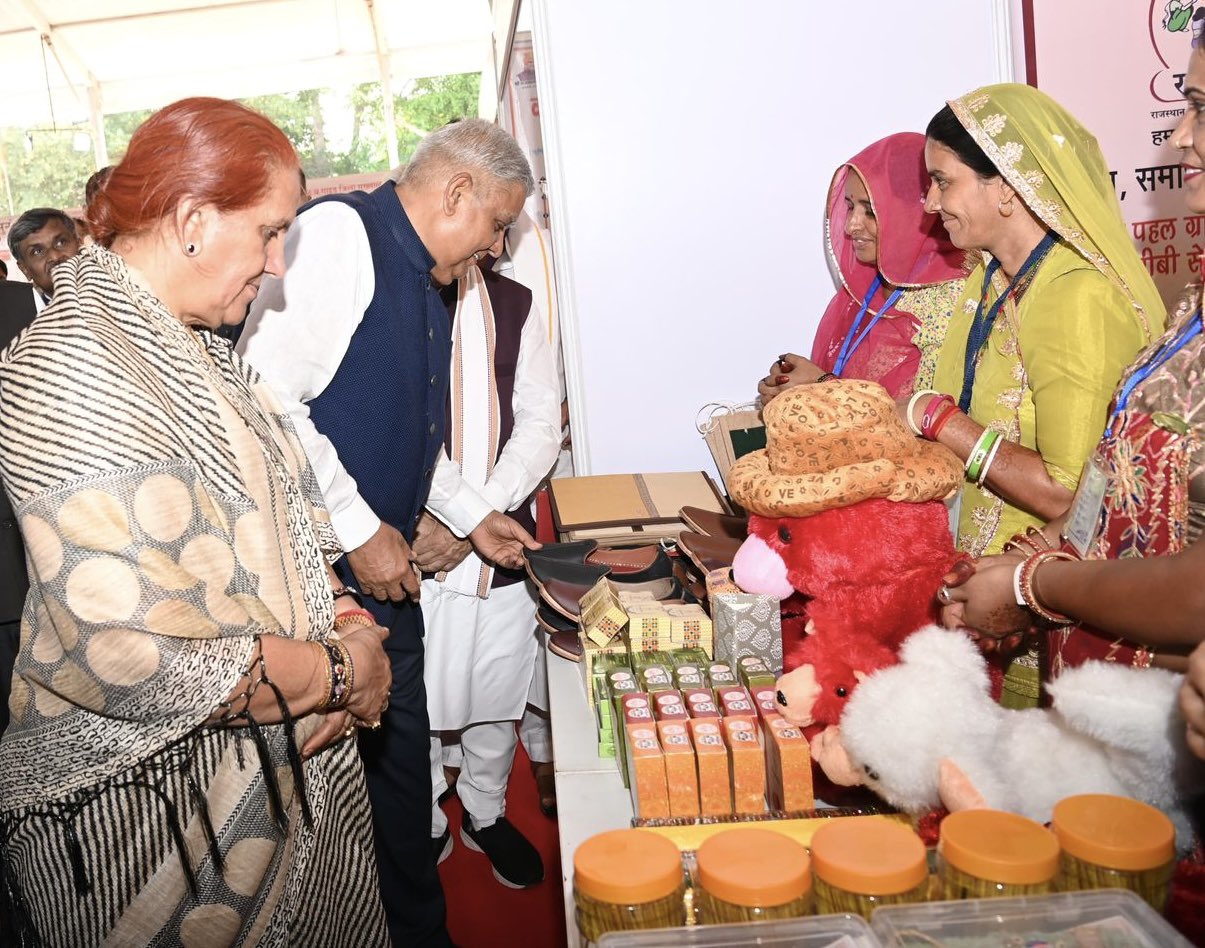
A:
[432, 827, 453, 866]
[459, 810, 544, 888]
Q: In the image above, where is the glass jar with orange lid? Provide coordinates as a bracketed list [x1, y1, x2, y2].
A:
[809, 817, 929, 919]
[573, 829, 686, 945]
[1050, 794, 1176, 912]
[694, 827, 813, 924]
[936, 810, 1060, 900]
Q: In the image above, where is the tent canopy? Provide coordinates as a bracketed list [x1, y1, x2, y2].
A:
[0, 0, 493, 130]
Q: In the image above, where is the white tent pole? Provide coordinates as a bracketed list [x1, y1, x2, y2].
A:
[88, 81, 109, 170]
[10, 0, 98, 108]
[364, 0, 400, 169]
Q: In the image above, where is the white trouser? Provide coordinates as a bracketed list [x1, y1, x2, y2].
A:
[431, 721, 519, 835]
[519, 638, 552, 764]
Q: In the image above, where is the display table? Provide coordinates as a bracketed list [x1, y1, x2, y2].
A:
[547, 641, 632, 947]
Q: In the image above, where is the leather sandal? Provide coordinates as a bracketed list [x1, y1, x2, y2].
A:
[536, 603, 577, 635]
[548, 629, 583, 662]
[679, 506, 748, 541]
[677, 531, 744, 576]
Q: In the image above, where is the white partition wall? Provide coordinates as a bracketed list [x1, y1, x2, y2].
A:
[530, 0, 1014, 477]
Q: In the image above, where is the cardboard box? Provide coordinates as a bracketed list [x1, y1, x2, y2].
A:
[717, 685, 758, 719]
[651, 689, 689, 721]
[665, 603, 713, 653]
[712, 592, 784, 676]
[673, 663, 707, 691]
[704, 566, 741, 601]
[656, 721, 700, 817]
[581, 632, 631, 698]
[682, 688, 721, 718]
[638, 664, 674, 693]
[580, 578, 628, 647]
[622, 722, 669, 819]
[614, 690, 653, 787]
[738, 655, 778, 690]
[688, 718, 732, 815]
[722, 716, 766, 815]
[626, 603, 672, 652]
[750, 685, 781, 723]
[763, 713, 814, 811]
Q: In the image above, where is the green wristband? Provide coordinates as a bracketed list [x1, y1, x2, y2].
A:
[965, 429, 1001, 483]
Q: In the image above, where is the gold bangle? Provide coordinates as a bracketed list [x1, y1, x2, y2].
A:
[334, 612, 375, 631]
[312, 641, 335, 711]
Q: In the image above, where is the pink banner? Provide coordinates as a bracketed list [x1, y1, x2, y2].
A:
[1028, 1, 1199, 305]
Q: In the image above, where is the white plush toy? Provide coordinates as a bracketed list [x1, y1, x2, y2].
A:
[810, 625, 1205, 849]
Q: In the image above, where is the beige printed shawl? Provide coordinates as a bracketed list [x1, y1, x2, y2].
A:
[0, 245, 385, 946]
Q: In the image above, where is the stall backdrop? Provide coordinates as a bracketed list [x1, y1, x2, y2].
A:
[531, 0, 1014, 478]
[1026, 0, 1200, 307]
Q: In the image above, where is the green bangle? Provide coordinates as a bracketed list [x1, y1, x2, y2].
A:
[965, 429, 1001, 483]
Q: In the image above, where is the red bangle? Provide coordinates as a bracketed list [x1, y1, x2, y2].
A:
[920, 395, 956, 440]
[927, 403, 961, 441]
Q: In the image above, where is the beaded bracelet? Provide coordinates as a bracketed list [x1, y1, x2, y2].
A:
[334, 608, 376, 631]
[965, 429, 1002, 483]
[975, 430, 1005, 487]
[906, 389, 938, 437]
[1016, 550, 1077, 624]
[920, 395, 956, 441]
[314, 638, 355, 710]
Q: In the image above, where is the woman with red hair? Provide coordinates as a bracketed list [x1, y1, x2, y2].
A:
[0, 98, 390, 945]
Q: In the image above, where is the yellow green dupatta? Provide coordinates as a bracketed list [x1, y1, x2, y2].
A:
[934, 83, 1165, 558]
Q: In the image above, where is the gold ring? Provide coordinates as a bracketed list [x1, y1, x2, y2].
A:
[369, 720, 382, 730]
[342, 727, 355, 738]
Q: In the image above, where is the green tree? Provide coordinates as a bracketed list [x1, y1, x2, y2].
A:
[0, 71, 483, 212]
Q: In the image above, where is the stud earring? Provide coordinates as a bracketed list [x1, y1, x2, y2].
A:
[185, 242, 197, 256]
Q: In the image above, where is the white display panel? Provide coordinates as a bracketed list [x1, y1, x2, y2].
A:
[530, 0, 1014, 477]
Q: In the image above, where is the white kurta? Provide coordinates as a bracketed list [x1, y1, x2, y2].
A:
[423, 579, 540, 730]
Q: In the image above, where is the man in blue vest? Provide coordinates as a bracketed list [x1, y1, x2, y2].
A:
[238, 119, 537, 947]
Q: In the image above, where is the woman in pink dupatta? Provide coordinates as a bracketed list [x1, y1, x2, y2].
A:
[760, 133, 965, 402]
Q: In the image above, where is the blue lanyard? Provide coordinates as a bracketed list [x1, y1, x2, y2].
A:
[958, 231, 1058, 412]
[833, 275, 905, 377]
[1105, 308, 1203, 436]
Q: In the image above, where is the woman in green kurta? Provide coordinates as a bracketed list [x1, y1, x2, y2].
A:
[908, 83, 1165, 705]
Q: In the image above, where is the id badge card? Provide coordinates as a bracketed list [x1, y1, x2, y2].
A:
[1063, 456, 1108, 558]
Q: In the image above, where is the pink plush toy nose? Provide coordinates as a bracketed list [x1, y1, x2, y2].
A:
[732, 535, 794, 600]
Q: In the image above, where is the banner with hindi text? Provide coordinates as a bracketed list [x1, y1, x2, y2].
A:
[1026, 0, 1202, 306]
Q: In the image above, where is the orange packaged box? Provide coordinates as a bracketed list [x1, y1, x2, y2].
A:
[750, 686, 780, 722]
[762, 713, 814, 811]
[683, 688, 721, 718]
[688, 718, 732, 815]
[652, 689, 689, 721]
[622, 722, 670, 819]
[722, 717, 766, 815]
[717, 685, 758, 719]
[656, 720, 700, 817]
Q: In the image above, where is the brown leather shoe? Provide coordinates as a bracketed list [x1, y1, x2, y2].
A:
[548, 630, 583, 662]
[677, 530, 743, 575]
[536, 603, 577, 635]
[679, 506, 747, 541]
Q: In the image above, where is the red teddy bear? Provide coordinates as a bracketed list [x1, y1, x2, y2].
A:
[726, 379, 963, 737]
[734, 497, 960, 735]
